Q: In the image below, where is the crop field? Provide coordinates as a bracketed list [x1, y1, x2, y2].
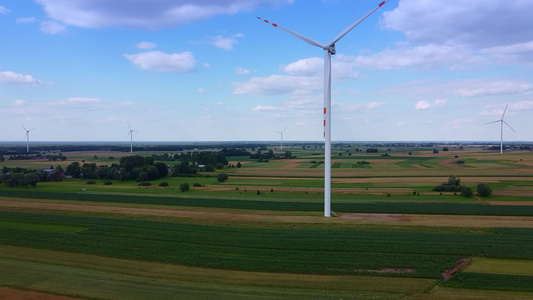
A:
[1, 144, 533, 299]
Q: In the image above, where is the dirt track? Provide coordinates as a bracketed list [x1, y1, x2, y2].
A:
[2, 199, 533, 228]
[0, 287, 83, 300]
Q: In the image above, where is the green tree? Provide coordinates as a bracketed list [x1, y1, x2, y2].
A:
[447, 175, 461, 187]
[477, 183, 492, 197]
[65, 162, 81, 178]
[145, 165, 159, 180]
[217, 173, 228, 183]
[154, 162, 168, 177]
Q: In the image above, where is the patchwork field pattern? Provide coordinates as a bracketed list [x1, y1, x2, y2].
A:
[1, 146, 533, 299]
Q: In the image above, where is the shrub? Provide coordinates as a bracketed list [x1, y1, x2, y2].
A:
[159, 182, 168, 187]
[137, 181, 152, 186]
[477, 183, 492, 197]
[180, 183, 190, 192]
[193, 183, 203, 187]
[257, 190, 261, 195]
[461, 186, 473, 198]
[433, 184, 461, 192]
[104, 180, 112, 185]
[86, 180, 96, 185]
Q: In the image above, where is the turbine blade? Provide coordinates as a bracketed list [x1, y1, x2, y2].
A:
[127, 121, 131, 131]
[483, 120, 500, 125]
[21, 124, 27, 131]
[125, 132, 131, 139]
[503, 121, 517, 133]
[257, 17, 325, 49]
[501, 103, 509, 120]
[328, 0, 389, 47]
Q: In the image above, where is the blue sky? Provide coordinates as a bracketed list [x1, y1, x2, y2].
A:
[1, 0, 532, 142]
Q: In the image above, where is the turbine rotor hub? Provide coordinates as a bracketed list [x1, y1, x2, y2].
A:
[328, 44, 336, 55]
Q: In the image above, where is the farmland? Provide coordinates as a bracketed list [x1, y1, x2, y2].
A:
[1, 143, 533, 299]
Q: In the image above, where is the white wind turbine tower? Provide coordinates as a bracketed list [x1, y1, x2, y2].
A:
[484, 104, 516, 154]
[125, 122, 138, 154]
[275, 127, 286, 150]
[258, 1, 389, 217]
[21, 124, 36, 152]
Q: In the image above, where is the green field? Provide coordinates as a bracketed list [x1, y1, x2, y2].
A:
[1, 144, 533, 299]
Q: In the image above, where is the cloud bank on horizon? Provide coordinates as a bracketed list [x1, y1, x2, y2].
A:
[1, 0, 532, 142]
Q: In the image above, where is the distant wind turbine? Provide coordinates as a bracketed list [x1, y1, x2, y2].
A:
[484, 104, 516, 154]
[275, 127, 286, 150]
[258, 1, 389, 217]
[125, 122, 139, 153]
[21, 124, 36, 152]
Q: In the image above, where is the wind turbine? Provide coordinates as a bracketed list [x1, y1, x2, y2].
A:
[484, 104, 516, 154]
[275, 127, 286, 150]
[21, 124, 36, 152]
[125, 122, 138, 153]
[258, 1, 389, 217]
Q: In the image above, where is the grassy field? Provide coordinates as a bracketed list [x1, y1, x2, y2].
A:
[1, 145, 533, 299]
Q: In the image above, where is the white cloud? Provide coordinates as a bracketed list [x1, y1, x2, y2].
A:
[347, 102, 385, 110]
[414, 100, 431, 110]
[35, 0, 293, 29]
[0, 6, 10, 14]
[65, 97, 101, 104]
[233, 55, 362, 96]
[381, 0, 533, 49]
[203, 63, 211, 68]
[452, 79, 532, 98]
[280, 56, 360, 79]
[252, 105, 279, 111]
[212, 33, 244, 50]
[433, 99, 449, 108]
[233, 74, 320, 95]
[511, 101, 533, 111]
[0, 71, 43, 85]
[350, 44, 486, 71]
[197, 88, 206, 94]
[387, 78, 532, 100]
[14, 100, 26, 106]
[482, 101, 533, 116]
[235, 67, 254, 75]
[124, 51, 195, 72]
[281, 57, 323, 76]
[136, 41, 157, 49]
[481, 41, 533, 64]
[16, 17, 36, 23]
[40, 20, 66, 34]
[414, 98, 449, 110]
